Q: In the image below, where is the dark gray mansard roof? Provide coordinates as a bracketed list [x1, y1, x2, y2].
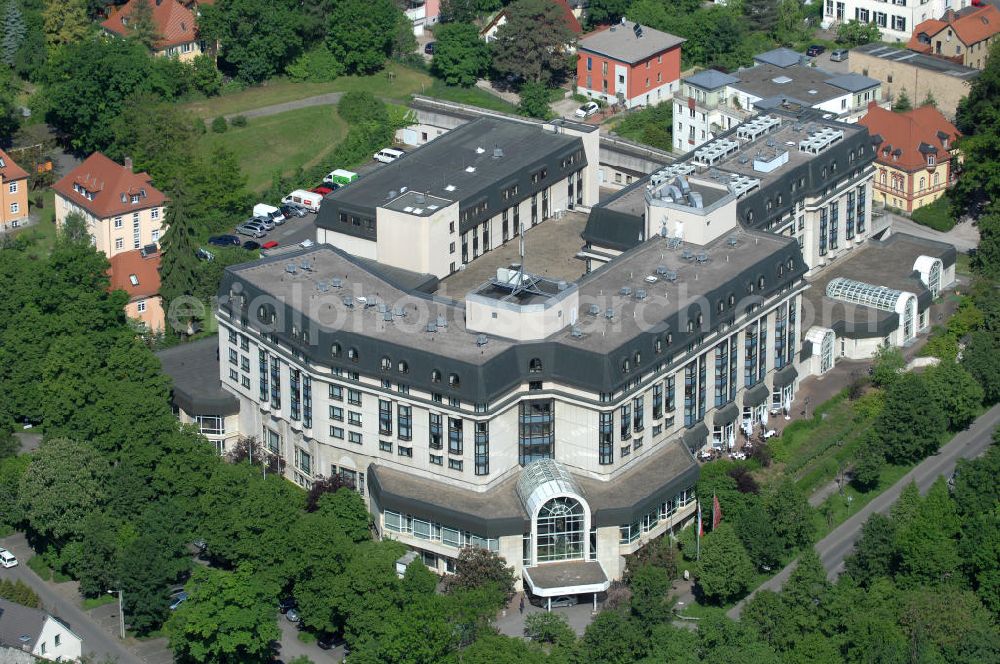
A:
[315, 116, 587, 240]
[157, 338, 240, 416]
[369, 437, 699, 536]
[218, 232, 806, 404]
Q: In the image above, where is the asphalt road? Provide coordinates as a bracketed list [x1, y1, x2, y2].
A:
[728, 403, 1000, 619]
[0, 533, 141, 664]
[890, 213, 980, 254]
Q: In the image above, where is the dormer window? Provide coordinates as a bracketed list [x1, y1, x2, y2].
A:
[431, 369, 442, 383]
[448, 373, 460, 388]
[380, 356, 391, 372]
[528, 358, 543, 373]
[331, 342, 342, 357]
[347, 347, 359, 362]
[927, 155, 936, 166]
[128, 274, 139, 286]
[131, 194, 139, 204]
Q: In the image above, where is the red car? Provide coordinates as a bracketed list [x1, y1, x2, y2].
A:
[310, 186, 334, 196]
[261, 240, 279, 249]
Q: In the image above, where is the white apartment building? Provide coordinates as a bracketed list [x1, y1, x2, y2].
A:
[673, 48, 883, 153]
[822, 0, 968, 42]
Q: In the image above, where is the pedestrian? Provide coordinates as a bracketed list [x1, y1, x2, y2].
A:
[519, 596, 525, 614]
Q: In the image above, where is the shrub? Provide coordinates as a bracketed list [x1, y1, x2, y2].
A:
[286, 44, 345, 83]
[230, 115, 248, 128]
[210, 116, 228, 133]
[910, 194, 956, 232]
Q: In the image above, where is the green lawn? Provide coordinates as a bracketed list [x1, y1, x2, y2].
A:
[182, 64, 432, 118]
[421, 80, 519, 114]
[82, 594, 118, 610]
[811, 462, 914, 537]
[9, 189, 57, 254]
[202, 106, 349, 193]
[26, 555, 71, 583]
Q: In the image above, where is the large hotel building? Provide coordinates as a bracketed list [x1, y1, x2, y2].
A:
[161, 109, 956, 603]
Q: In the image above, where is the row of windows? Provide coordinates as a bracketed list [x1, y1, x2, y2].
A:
[619, 487, 696, 544]
[384, 511, 499, 551]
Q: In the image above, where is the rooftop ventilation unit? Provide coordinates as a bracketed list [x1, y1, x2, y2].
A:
[388, 190, 397, 200]
[476, 334, 488, 346]
[739, 155, 750, 164]
[728, 235, 738, 246]
[331, 277, 343, 288]
[426, 322, 437, 333]
[436, 315, 448, 328]
[393, 306, 405, 317]
[465, 166, 476, 173]
[664, 270, 678, 282]
[475, 147, 486, 154]
[570, 325, 583, 338]
[377, 303, 388, 314]
[342, 296, 354, 308]
[648, 163, 696, 187]
[696, 252, 709, 263]
[588, 304, 601, 316]
[285, 264, 297, 274]
[681, 249, 694, 261]
[444, 184, 456, 192]
[693, 137, 740, 165]
[799, 126, 845, 154]
[620, 286, 632, 296]
[414, 193, 426, 204]
[493, 146, 504, 159]
[317, 281, 329, 292]
[635, 288, 647, 300]
[299, 260, 312, 271]
[656, 265, 669, 276]
[736, 115, 781, 142]
[726, 173, 761, 197]
[383, 311, 393, 322]
[666, 236, 683, 250]
[605, 308, 614, 319]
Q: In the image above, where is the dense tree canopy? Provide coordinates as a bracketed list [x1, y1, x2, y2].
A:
[492, 0, 575, 87]
[432, 22, 491, 87]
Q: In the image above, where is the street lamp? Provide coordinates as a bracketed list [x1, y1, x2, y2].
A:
[107, 589, 125, 639]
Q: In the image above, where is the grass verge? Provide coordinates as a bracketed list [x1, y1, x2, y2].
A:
[82, 594, 118, 610]
[202, 106, 349, 193]
[182, 64, 432, 118]
[26, 555, 70, 583]
[421, 80, 519, 114]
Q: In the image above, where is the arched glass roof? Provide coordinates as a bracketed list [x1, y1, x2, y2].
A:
[516, 459, 585, 517]
[826, 277, 908, 312]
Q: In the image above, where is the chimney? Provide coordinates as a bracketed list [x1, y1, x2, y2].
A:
[124, 156, 133, 171]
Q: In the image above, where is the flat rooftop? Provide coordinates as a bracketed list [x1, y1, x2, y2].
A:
[156, 337, 239, 415]
[323, 116, 581, 211]
[853, 44, 981, 79]
[731, 63, 877, 105]
[437, 211, 589, 298]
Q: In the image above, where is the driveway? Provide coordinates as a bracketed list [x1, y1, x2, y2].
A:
[889, 212, 979, 254]
[727, 402, 1000, 618]
[275, 614, 345, 663]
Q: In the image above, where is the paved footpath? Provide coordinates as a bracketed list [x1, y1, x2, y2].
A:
[727, 403, 1000, 619]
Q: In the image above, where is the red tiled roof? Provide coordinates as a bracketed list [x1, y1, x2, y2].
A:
[0, 149, 29, 182]
[53, 152, 166, 220]
[908, 5, 1000, 48]
[101, 0, 199, 49]
[108, 249, 161, 300]
[859, 104, 962, 172]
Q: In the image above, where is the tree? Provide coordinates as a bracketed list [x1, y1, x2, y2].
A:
[851, 430, 885, 491]
[894, 478, 962, 588]
[337, 90, 389, 125]
[629, 563, 673, 624]
[167, 565, 279, 664]
[197, 0, 302, 84]
[743, 590, 795, 651]
[157, 192, 201, 335]
[454, 633, 552, 664]
[401, 559, 438, 599]
[961, 329, 1000, 403]
[925, 360, 983, 430]
[432, 22, 491, 87]
[587, 0, 631, 26]
[737, 507, 784, 571]
[762, 479, 814, 552]
[744, 0, 778, 34]
[325, 0, 400, 75]
[524, 611, 576, 647]
[443, 546, 517, 602]
[923, 90, 938, 108]
[190, 54, 223, 96]
[0, 68, 21, 146]
[870, 345, 905, 388]
[439, 0, 490, 24]
[613, 103, 673, 151]
[894, 89, 913, 112]
[773, 0, 807, 45]
[972, 213, 1000, 279]
[42, 0, 89, 46]
[285, 44, 344, 83]
[127, 0, 160, 50]
[518, 81, 551, 119]
[837, 19, 882, 46]
[781, 548, 830, 636]
[956, 38, 1000, 135]
[75, 511, 125, 597]
[696, 523, 756, 604]
[875, 373, 947, 463]
[305, 490, 370, 542]
[581, 610, 647, 664]
[492, 0, 575, 87]
[0, 455, 29, 532]
[19, 438, 109, 543]
[1, 0, 26, 67]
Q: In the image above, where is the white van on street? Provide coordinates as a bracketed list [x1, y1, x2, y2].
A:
[373, 147, 405, 164]
[282, 190, 324, 213]
[253, 203, 285, 224]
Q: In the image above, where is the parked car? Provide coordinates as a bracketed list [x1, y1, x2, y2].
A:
[195, 248, 214, 262]
[207, 235, 241, 247]
[285, 608, 300, 623]
[278, 597, 297, 614]
[0, 548, 18, 568]
[317, 633, 345, 650]
[830, 49, 849, 62]
[575, 101, 600, 118]
[424, 41, 436, 55]
[280, 203, 307, 219]
[373, 147, 405, 164]
[548, 595, 578, 608]
[242, 241, 261, 251]
[310, 186, 334, 196]
[806, 45, 826, 57]
[169, 592, 188, 610]
[236, 221, 268, 238]
[261, 240, 279, 250]
[252, 215, 275, 231]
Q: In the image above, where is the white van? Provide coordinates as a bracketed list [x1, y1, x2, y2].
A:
[373, 147, 405, 164]
[253, 203, 285, 224]
[282, 190, 324, 213]
[0, 548, 18, 568]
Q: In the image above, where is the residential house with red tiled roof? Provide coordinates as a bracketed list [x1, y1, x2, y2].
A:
[108, 248, 165, 331]
[0, 149, 29, 231]
[53, 153, 167, 259]
[859, 103, 962, 213]
[908, 5, 1000, 69]
[102, 0, 212, 61]
[481, 0, 583, 43]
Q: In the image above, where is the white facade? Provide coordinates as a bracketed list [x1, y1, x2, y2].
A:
[821, 0, 961, 42]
